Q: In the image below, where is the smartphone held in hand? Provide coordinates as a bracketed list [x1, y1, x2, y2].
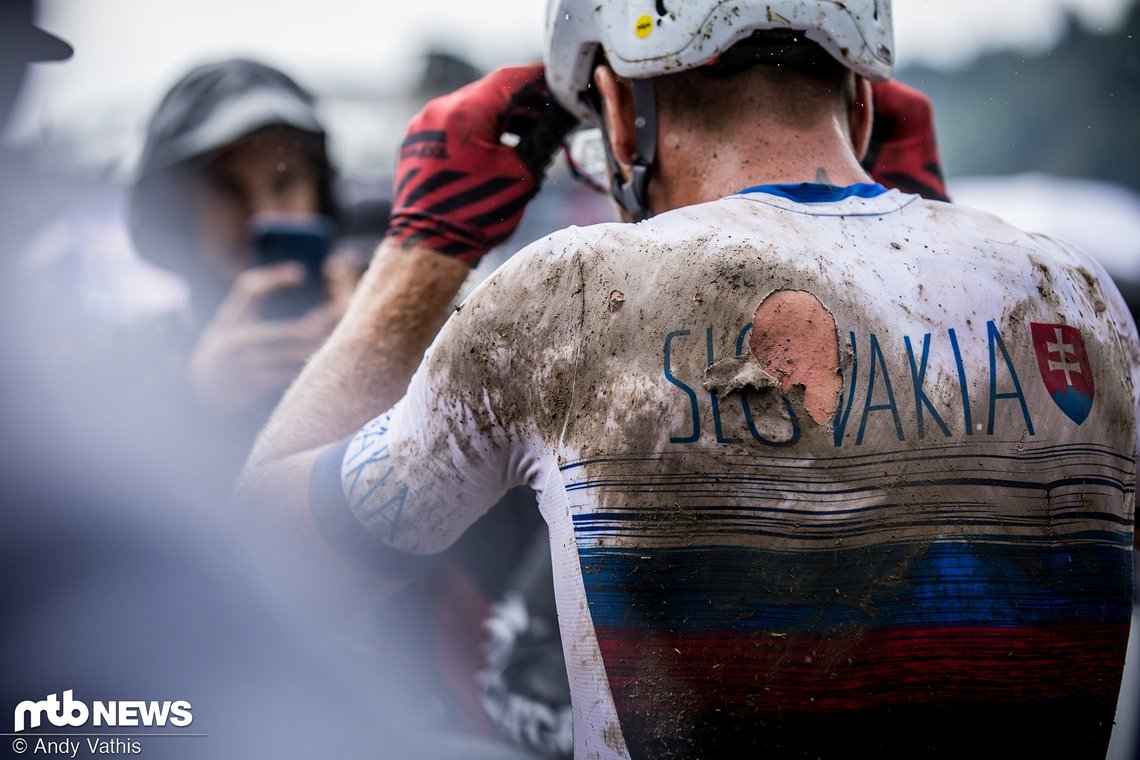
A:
[249, 215, 336, 319]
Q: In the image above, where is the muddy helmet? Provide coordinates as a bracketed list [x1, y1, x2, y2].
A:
[544, 0, 894, 123]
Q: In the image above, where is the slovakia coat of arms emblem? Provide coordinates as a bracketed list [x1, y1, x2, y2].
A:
[1030, 322, 1094, 425]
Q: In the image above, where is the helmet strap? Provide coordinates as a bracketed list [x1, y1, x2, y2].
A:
[600, 78, 657, 222]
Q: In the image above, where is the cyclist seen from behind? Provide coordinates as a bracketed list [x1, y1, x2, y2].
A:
[238, 1, 1139, 756]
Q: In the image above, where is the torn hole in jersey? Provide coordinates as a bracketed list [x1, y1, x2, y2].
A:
[702, 357, 799, 444]
[702, 290, 841, 428]
[750, 289, 841, 425]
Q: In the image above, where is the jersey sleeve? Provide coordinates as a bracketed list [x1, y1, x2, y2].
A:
[1039, 234, 1140, 462]
[308, 230, 586, 566]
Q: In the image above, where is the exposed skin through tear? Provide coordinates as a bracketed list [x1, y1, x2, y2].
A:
[749, 289, 841, 424]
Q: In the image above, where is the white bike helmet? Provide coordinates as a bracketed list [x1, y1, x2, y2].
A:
[545, 0, 893, 123]
[544, 0, 893, 219]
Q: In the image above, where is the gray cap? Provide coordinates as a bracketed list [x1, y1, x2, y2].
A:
[128, 59, 337, 287]
[135, 58, 324, 177]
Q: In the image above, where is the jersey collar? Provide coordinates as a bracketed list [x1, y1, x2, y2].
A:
[737, 182, 889, 203]
[729, 181, 913, 217]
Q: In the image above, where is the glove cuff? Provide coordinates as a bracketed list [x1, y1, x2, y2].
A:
[386, 210, 489, 266]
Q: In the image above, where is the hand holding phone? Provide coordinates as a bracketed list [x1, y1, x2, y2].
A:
[249, 215, 336, 319]
[188, 261, 342, 418]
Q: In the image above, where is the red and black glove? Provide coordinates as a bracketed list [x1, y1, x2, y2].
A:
[386, 63, 577, 265]
[862, 80, 950, 203]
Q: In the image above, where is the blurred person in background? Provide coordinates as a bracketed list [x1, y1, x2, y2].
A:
[113, 57, 358, 506]
[131, 57, 547, 745]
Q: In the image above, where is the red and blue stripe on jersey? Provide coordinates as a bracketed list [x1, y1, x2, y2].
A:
[563, 442, 1132, 758]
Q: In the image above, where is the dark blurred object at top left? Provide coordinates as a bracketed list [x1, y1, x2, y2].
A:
[0, 0, 72, 65]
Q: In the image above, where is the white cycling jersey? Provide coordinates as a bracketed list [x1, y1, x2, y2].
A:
[312, 184, 1138, 758]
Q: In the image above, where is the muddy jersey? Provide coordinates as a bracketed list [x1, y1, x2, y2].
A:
[312, 184, 1138, 759]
